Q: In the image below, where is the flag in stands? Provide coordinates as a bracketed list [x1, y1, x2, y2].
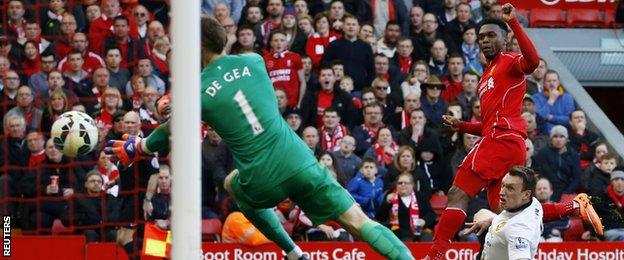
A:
[142, 223, 171, 258]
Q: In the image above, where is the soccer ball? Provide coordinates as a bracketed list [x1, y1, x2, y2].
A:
[50, 111, 99, 158]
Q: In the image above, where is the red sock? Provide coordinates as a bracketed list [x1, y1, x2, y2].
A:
[542, 201, 576, 222]
[428, 208, 466, 259]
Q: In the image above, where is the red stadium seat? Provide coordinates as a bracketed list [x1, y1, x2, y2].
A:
[567, 9, 603, 28]
[605, 11, 624, 28]
[201, 219, 223, 242]
[530, 8, 567, 28]
[563, 218, 586, 241]
[429, 194, 448, 220]
[51, 219, 74, 235]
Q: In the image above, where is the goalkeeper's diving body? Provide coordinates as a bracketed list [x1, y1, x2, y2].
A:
[105, 16, 414, 260]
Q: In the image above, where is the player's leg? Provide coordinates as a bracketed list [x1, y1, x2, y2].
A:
[336, 204, 414, 260]
[427, 168, 486, 260]
[224, 171, 305, 260]
[289, 164, 413, 260]
[541, 194, 604, 237]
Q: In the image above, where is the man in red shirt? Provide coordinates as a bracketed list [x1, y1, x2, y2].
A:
[263, 30, 306, 108]
[440, 53, 465, 102]
[426, 4, 603, 259]
[89, 0, 138, 55]
[103, 16, 146, 69]
[58, 33, 105, 75]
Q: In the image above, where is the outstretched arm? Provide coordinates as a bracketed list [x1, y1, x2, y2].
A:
[503, 4, 540, 74]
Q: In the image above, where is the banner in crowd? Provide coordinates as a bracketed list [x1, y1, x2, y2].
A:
[200, 242, 624, 260]
[505, 0, 617, 10]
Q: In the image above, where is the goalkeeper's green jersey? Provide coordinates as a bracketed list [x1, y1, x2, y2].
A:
[200, 53, 317, 193]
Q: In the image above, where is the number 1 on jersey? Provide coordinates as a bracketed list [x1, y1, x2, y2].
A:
[234, 90, 264, 136]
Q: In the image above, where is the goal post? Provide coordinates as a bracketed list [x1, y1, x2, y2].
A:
[170, 1, 202, 259]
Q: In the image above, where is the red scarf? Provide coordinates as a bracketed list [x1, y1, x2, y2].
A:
[607, 185, 624, 209]
[98, 164, 119, 180]
[362, 123, 382, 140]
[29, 151, 46, 167]
[321, 124, 349, 152]
[390, 191, 419, 233]
[398, 56, 412, 76]
[374, 142, 398, 165]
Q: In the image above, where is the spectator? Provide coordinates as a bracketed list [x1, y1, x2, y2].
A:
[428, 39, 449, 77]
[437, 0, 458, 28]
[240, 4, 263, 28]
[104, 47, 131, 93]
[1, 70, 20, 123]
[438, 102, 462, 158]
[301, 55, 318, 92]
[398, 109, 442, 163]
[40, 0, 87, 37]
[522, 111, 549, 153]
[257, 0, 285, 46]
[126, 74, 147, 111]
[132, 5, 151, 40]
[454, 71, 478, 120]
[74, 68, 110, 115]
[333, 135, 361, 180]
[322, 14, 375, 92]
[373, 54, 403, 98]
[300, 66, 356, 128]
[391, 92, 421, 131]
[533, 70, 576, 132]
[51, 13, 79, 60]
[525, 139, 536, 169]
[471, 0, 496, 23]
[97, 150, 119, 197]
[535, 177, 568, 242]
[420, 75, 448, 128]
[522, 94, 547, 134]
[328, 0, 347, 33]
[359, 23, 375, 41]
[305, 13, 341, 70]
[352, 102, 386, 156]
[376, 173, 436, 241]
[65, 171, 119, 242]
[318, 151, 348, 187]
[567, 109, 601, 171]
[526, 58, 548, 95]
[391, 37, 416, 78]
[363, 127, 398, 171]
[377, 21, 402, 59]
[145, 165, 172, 224]
[125, 59, 166, 96]
[58, 33, 105, 75]
[5, 0, 26, 40]
[63, 50, 92, 95]
[220, 17, 238, 54]
[469, 98, 481, 122]
[0, 115, 29, 216]
[356, 0, 409, 38]
[412, 13, 456, 61]
[446, 3, 476, 50]
[400, 60, 429, 99]
[201, 125, 233, 215]
[383, 146, 421, 192]
[201, 0, 244, 23]
[29, 51, 57, 98]
[487, 3, 503, 19]
[94, 87, 124, 130]
[450, 132, 480, 176]
[280, 8, 307, 55]
[285, 110, 303, 135]
[32, 138, 83, 230]
[89, 0, 139, 55]
[145, 21, 166, 59]
[264, 30, 306, 108]
[85, 5, 102, 24]
[297, 14, 315, 38]
[533, 125, 582, 201]
[302, 126, 322, 157]
[460, 26, 482, 75]
[20, 41, 40, 78]
[103, 15, 146, 69]
[149, 36, 170, 81]
[587, 153, 618, 199]
[40, 89, 70, 134]
[407, 6, 425, 37]
[347, 158, 384, 218]
[586, 142, 610, 174]
[371, 77, 399, 124]
[440, 53, 465, 102]
[319, 107, 349, 152]
[593, 170, 624, 241]
[138, 86, 161, 135]
[3, 86, 42, 132]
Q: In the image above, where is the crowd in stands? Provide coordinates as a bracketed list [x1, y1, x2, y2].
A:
[1, 0, 623, 257]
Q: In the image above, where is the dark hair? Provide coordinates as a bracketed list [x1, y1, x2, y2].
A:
[448, 52, 465, 64]
[602, 153, 618, 162]
[68, 49, 84, 58]
[360, 158, 378, 169]
[323, 106, 339, 115]
[236, 24, 255, 35]
[113, 15, 130, 25]
[385, 20, 400, 29]
[508, 166, 537, 197]
[319, 151, 347, 187]
[463, 70, 480, 79]
[457, 2, 471, 11]
[201, 15, 227, 55]
[342, 13, 358, 23]
[545, 69, 559, 79]
[568, 109, 585, 121]
[40, 49, 56, 60]
[268, 29, 287, 41]
[478, 17, 509, 35]
[330, 59, 344, 67]
[319, 64, 334, 73]
[105, 46, 121, 55]
[363, 102, 383, 114]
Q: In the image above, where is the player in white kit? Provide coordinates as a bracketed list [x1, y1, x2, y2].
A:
[466, 166, 543, 260]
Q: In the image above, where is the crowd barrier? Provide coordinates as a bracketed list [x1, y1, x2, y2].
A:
[6, 236, 624, 260]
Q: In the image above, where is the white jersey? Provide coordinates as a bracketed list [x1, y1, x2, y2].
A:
[482, 197, 543, 260]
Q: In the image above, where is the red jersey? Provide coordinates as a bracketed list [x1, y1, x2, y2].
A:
[305, 32, 341, 69]
[263, 51, 303, 108]
[458, 18, 539, 140]
[58, 51, 105, 75]
[441, 77, 463, 102]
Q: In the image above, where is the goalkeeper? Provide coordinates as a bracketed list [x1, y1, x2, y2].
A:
[106, 16, 414, 260]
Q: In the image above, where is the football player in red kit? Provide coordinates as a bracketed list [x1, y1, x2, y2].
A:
[425, 4, 603, 259]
